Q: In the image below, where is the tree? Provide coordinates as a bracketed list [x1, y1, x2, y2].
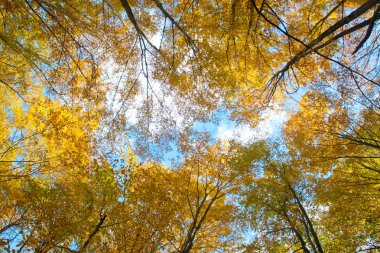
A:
[104, 142, 241, 252]
[241, 144, 325, 253]
[283, 91, 380, 252]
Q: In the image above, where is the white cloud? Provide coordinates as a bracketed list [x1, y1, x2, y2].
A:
[216, 109, 289, 145]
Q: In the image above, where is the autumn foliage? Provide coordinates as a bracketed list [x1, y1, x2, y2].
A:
[0, 0, 379, 252]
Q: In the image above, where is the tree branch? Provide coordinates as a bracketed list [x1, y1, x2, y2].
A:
[79, 213, 106, 252]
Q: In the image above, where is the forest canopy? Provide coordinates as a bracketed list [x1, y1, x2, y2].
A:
[0, 0, 379, 252]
